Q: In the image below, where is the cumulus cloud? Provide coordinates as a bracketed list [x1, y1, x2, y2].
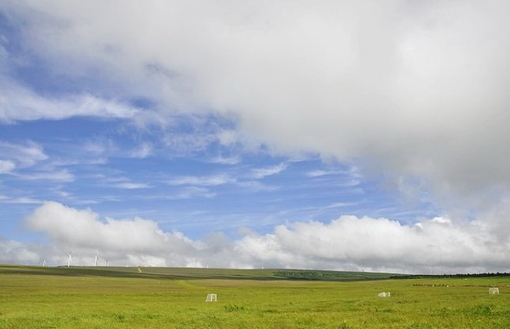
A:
[5, 202, 506, 272]
[3, 0, 509, 210]
[25, 202, 197, 258]
[0, 239, 41, 264]
[246, 212, 508, 273]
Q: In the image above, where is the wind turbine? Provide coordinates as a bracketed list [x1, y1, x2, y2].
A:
[67, 251, 72, 267]
[94, 253, 99, 267]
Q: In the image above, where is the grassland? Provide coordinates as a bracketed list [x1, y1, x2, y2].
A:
[1, 265, 509, 329]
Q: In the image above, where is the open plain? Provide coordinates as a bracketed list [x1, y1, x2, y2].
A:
[1, 265, 509, 329]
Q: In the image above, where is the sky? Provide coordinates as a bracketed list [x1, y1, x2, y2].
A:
[1, 0, 510, 274]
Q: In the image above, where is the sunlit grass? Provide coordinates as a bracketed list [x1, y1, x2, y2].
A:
[1, 266, 509, 328]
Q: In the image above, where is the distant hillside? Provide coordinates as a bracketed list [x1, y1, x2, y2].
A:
[0, 265, 400, 281]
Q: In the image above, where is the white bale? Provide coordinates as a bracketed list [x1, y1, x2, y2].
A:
[489, 288, 499, 295]
[378, 292, 391, 297]
[205, 293, 217, 302]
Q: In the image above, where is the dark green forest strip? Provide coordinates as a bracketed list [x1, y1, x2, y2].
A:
[272, 269, 400, 281]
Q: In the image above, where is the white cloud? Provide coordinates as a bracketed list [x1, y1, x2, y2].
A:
[306, 170, 330, 178]
[0, 80, 141, 123]
[235, 215, 509, 273]
[113, 182, 151, 190]
[236, 180, 279, 192]
[130, 143, 152, 158]
[324, 202, 359, 209]
[83, 139, 117, 157]
[3, 0, 510, 209]
[98, 176, 151, 190]
[167, 172, 279, 193]
[306, 168, 352, 178]
[25, 202, 194, 254]
[2, 1, 510, 271]
[162, 129, 230, 155]
[251, 163, 287, 179]
[0, 239, 41, 264]
[175, 186, 216, 199]
[167, 173, 234, 186]
[18, 169, 75, 182]
[0, 160, 15, 173]
[0, 141, 48, 167]
[1, 202, 503, 272]
[0, 196, 42, 204]
[208, 156, 241, 165]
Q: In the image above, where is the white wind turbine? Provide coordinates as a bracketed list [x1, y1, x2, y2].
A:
[67, 251, 72, 267]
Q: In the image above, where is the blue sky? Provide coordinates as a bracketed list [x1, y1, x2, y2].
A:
[1, 0, 510, 273]
[2, 116, 429, 239]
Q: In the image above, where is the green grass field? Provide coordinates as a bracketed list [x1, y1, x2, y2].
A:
[1, 265, 509, 328]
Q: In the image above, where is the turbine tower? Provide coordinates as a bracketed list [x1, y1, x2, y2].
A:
[94, 253, 99, 267]
[67, 251, 72, 267]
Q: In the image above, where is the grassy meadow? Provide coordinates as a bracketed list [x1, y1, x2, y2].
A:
[1, 265, 509, 329]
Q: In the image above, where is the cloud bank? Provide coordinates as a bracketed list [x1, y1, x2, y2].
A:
[2, 0, 510, 209]
[2, 202, 501, 273]
[2, 1, 510, 272]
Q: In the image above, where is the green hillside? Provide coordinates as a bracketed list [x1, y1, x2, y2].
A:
[1, 264, 509, 328]
[0, 264, 399, 281]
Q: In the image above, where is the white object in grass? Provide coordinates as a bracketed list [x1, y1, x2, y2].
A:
[489, 288, 499, 295]
[205, 294, 217, 302]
